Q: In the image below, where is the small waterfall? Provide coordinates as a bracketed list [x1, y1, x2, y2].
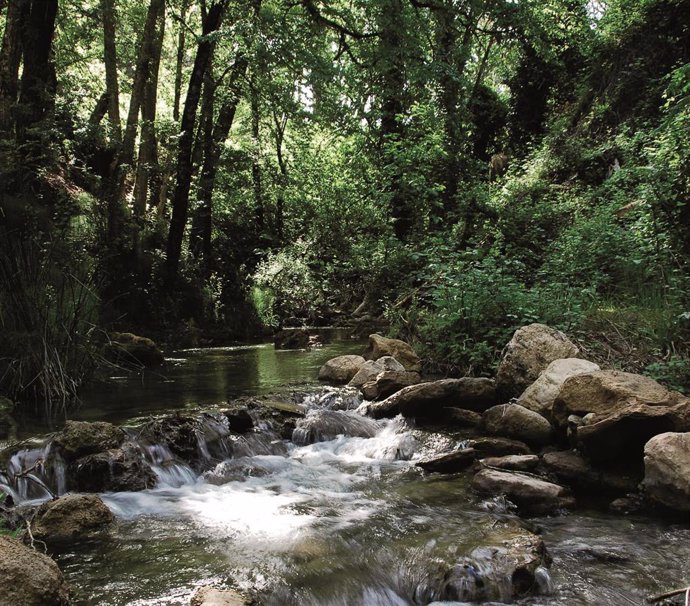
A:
[146, 444, 197, 487]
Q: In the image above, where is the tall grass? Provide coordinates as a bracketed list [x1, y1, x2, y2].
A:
[0, 230, 100, 414]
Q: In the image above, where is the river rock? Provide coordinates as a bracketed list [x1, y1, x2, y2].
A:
[480, 454, 540, 472]
[363, 334, 421, 372]
[360, 370, 421, 401]
[70, 443, 157, 492]
[190, 586, 249, 606]
[273, 328, 309, 350]
[518, 358, 600, 418]
[542, 450, 639, 494]
[417, 448, 476, 473]
[54, 420, 125, 462]
[222, 407, 254, 433]
[482, 404, 553, 447]
[108, 332, 164, 367]
[421, 518, 549, 603]
[349, 356, 405, 388]
[552, 370, 687, 428]
[437, 407, 482, 428]
[140, 415, 201, 462]
[292, 410, 380, 445]
[367, 378, 497, 419]
[468, 437, 532, 457]
[642, 432, 690, 512]
[496, 324, 580, 400]
[0, 535, 70, 605]
[472, 469, 575, 514]
[32, 494, 114, 545]
[318, 355, 366, 384]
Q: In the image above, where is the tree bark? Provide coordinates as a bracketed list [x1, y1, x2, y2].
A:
[132, 1, 166, 254]
[100, 0, 121, 142]
[251, 80, 264, 236]
[379, 0, 410, 240]
[165, 0, 228, 280]
[173, 0, 191, 123]
[0, 0, 28, 135]
[16, 0, 58, 143]
[190, 55, 248, 262]
[105, 0, 164, 244]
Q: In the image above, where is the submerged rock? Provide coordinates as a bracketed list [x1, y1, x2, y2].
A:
[367, 378, 497, 419]
[642, 432, 690, 512]
[53, 421, 125, 462]
[190, 586, 249, 606]
[417, 448, 476, 473]
[363, 334, 421, 372]
[273, 328, 310, 350]
[108, 332, 164, 367]
[318, 355, 366, 384]
[482, 403, 553, 447]
[0, 536, 70, 605]
[420, 518, 550, 604]
[292, 410, 380, 445]
[32, 494, 114, 545]
[472, 469, 575, 515]
[496, 324, 580, 400]
[518, 358, 600, 419]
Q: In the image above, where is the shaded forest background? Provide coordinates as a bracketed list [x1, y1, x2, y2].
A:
[0, 0, 689, 407]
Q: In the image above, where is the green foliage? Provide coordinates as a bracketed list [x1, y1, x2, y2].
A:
[644, 357, 690, 394]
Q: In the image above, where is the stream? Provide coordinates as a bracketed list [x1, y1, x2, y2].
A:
[3, 336, 690, 605]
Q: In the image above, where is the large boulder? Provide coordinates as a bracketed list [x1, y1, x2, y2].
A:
[642, 432, 690, 512]
[31, 494, 114, 545]
[360, 370, 421, 401]
[190, 586, 249, 606]
[496, 324, 580, 399]
[108, 332, 164, 367]
[552, 370, 690, 463]
[273, 328, 309, 350]
[472, 469, 575, 515]
[349, 356, 405, 388]
[575, 399, 690, 463]
[0, 536, 70, 605]
[53, 421, 125, 462]
[552, 370, 686, 428]
[318, 355, 366, 384]
[518, 358, 600, 418]
[366, 378, 497, 419]
[69, 444, 157, 492]
[482, 403, 553, 447]
[363, 334, 421, 372]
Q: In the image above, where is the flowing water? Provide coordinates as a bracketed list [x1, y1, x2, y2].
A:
[2, 337, 690, 605]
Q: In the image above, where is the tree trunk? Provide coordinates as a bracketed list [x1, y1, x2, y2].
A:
[132, 1, 166, 255]
[273, 108, 288, 244]
[190, 55, 248, 262]
[379, 0, 409, 240]
[251, 80, 264, 236]
[105, 0, 164, 244]
[16, 0, 58, 144]
[165, 0, 228, 280]
[88, 91, 109, 126]
[101, 0, 121, 142]
[0, 0, 28, 135]
[173, 0, 191, 123]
